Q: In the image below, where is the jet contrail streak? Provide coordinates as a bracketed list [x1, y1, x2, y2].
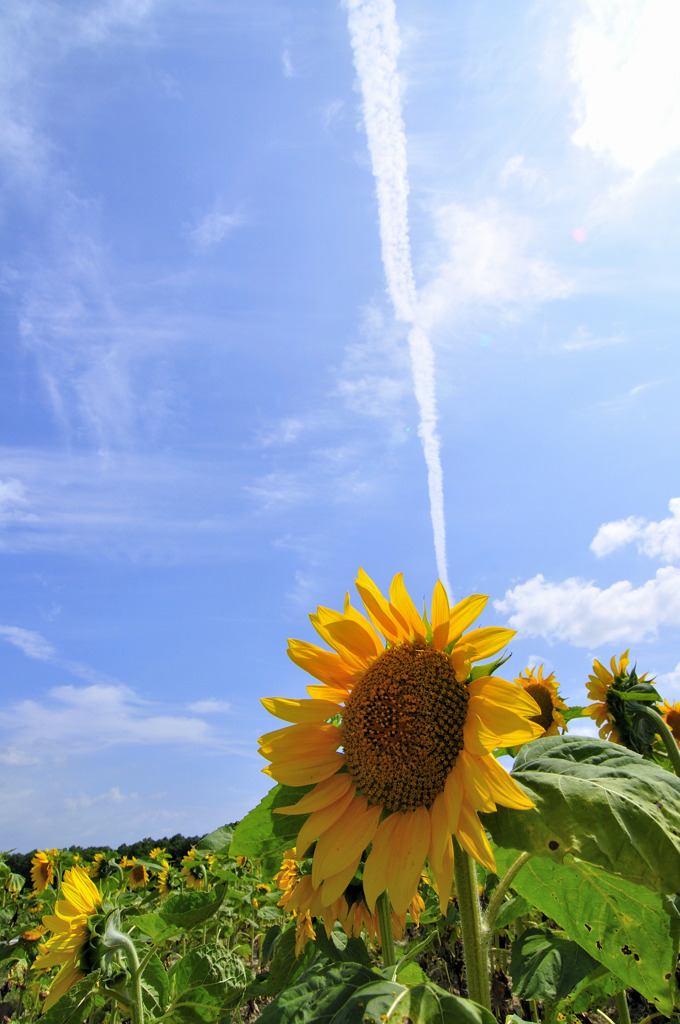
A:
[345, 0, 450, 594]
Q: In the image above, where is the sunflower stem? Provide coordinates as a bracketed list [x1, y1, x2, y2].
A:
[376, 891, 396, 968]
[615, 989, 631, 1024]
[452, 838, 491, 1010]
[638, 706, 680, 775]
[112, 930, 145, 1024]
[481, 851, 532, 970]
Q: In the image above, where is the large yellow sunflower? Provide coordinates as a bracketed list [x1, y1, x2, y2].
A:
[33, 865, 102, 1010]
[31, 850, 58, 893]
[259, 570, 543, 919]
[514, 664, 568, 740]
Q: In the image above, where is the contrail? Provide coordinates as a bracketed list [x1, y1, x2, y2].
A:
[345, 0, 450, 595]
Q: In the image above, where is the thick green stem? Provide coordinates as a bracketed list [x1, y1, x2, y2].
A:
[452, 837, 491, 1010]
[376, 891, 396, 968]
[639, 706, 680, 776]
[114, 931, 145, 1024]
[615, 989, 631, 1024]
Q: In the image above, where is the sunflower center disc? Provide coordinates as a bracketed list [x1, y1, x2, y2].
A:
[341, 639, 469, 813]
[524, 682, 555, 731]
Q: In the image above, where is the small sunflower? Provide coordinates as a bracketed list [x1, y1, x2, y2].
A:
[584, 650, 658, 753]
[514, 665, 568, 740]
[181, 849, 207, 890]
[31, 850, 58, 893]
[260, 570, 543, 919]
[32, 866, 102, 1010]
[660, 700, 680, 745]
[149, 847, 166, 861]
[126, 860, 148, 889]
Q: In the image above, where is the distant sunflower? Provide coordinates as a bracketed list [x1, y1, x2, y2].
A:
[181, 849, 206, 890]
[31, 850, 58, 893]
[584, 651, 651, 744]
[149, 847, 166, 861]
[260, 570, 543, 918]
[127, 860, 148, 889]
[514, 665, 568, 740]
[32, 866, 102, 1010]
[660, 700, 680, 745]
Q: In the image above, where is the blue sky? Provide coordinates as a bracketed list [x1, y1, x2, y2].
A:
[2, 0, 680, 854]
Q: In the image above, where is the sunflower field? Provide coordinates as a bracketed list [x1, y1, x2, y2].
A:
[3, 570, 680, 1024]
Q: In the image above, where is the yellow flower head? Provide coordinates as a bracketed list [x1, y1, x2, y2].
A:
[514, 664, 568, 740]
[31, 850, 59, 893]
[660, 700, 680, 744]
[32, 866, 102, 1011]
[127, 860, 149, 889]
[149, 847, 166, 860]
[181, 849, 207, 890]
[260, 570, 543, 919]
[583, 651, 653, 747]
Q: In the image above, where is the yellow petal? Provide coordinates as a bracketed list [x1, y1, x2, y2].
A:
[428, 792, 450, 870]
[321, 856, 362, 905]
[449, 594, 487, 639]
[324, 617, 382, 663]
[363, 812, 402, 911]
[261, 696, 340, 724]
[443, 762, 463, 833]
[387, 806, 430, 915]
[456, 800, 496, 872]
[464, 699, 543, 755]
[312, 796, 382, 887]
[355, 580, 402, 644]
[306, 682, 354, 702]
[458, 750, 496, 813]
[263, 752, 344, 787]
[429, 835, 454, 915]
[295, 787, 357, 859]
[479, 754, 535, 809]
[460, 627, 515, 660]
[258, 722, 340, 754]
[431, 580, 450, 650]
[389, 573, 426, 639]
[275, 773, 354, 816]
[467, 676, 542, 717]
[287, 640, 354, 687]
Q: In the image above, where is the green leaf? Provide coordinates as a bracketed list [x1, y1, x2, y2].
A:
[482, 735, 680, 893]
[158, 883, 226, 929]
[493, 845, 679, 1015]
[559, 965, 621, 1015]
[264, 921, 315, 996]
[140, 952, 169, 1013]
[509, 926, 600, 1001]
[260, 923, 282, 967]
[257, 960, 498, 1024]
[395, 961, 429, 986]
[230, 783, 311, 877]
[133, 912, 180, 943]
[197, 825, 233, 853]
[493, 895, 533, 932]
[167, 943, 247, 1023]
[313, 926, 372, 966]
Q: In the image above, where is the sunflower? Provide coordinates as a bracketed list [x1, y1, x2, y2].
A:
[584, 650, 653, 745]
[514, 664, 568, 740]
[260, 570, 543, 919]
[660, 700, 680, 744]
[181, 849, 207, 890]
[31, 850, 58, 893]
[149, 847, 166, 861]
[126, 860, 148, 889]
[32, 866, 102, 1010]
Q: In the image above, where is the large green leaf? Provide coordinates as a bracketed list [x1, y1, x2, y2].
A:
[197, 825, 234, 853]
[508, 926, 599, 1001]
[166, 943, 247, 1023]
[158, 883, 226, 929]
[230, 783, 312, 877]
[493, 845, 679, 1014]
[257, 960, 497, 1024]
[483, 735, 680, 893]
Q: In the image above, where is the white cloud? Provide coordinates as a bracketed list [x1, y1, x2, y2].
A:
[187, 699, 231, 714]
[188, 206, 241, 251]
[563, 326, 624, 351]
[0, 625, 55, 660]
[0, 746, 40, 767]
[656, 661, 680, 694]
[245, 472, 311, 511]
[64, 786, 130, 811]
[2, 682, 214, 757]
[281, 49, 294, 78]
[418, 200, 573, 330]
[499, 154, 540, 190]
[494, 567, 680, 646]
[569, 0, 680, 175]
[591, 499, 680, 562]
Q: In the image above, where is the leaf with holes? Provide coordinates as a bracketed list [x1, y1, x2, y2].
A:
[493, 845, 679, 1015]
[508, 926, 600, 1001]
[482, 735, 680, 894]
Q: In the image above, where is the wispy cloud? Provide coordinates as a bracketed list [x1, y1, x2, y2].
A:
[188, 204, 242, 252]
[591, 498, 680, 562]
[0, 625, 55, 660]
[418, 200, 573, 329]
[563, 326, 624, 351]
[569, 0, 680, 175]
[345, 0, 449, 593]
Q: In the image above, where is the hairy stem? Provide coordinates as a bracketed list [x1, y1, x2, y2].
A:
[452, 838, 491, 1010]
[376, 890, 396, 968]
